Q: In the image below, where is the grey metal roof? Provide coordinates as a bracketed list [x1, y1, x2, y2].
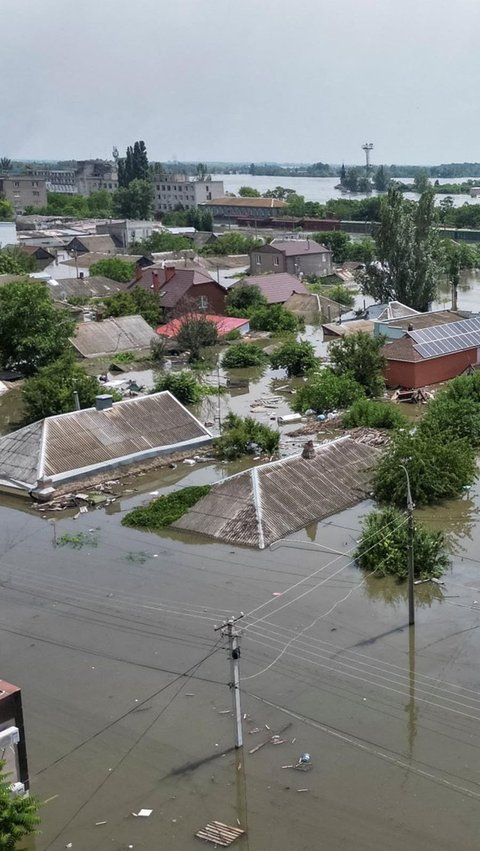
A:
[410, 316, 480, 359]
[47, 276, 128, 299]
[70, 315, 155, 357]
[66, 235, 117, 254]
[0, 393, 212, 489]
[174, 436, 379, 548]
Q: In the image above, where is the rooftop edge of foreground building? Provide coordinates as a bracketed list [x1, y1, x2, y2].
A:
[0, 392, 213, 499]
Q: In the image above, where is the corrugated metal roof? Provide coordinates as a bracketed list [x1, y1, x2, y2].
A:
[66, 235, 117, 254]
[70, 315, 155, 357]
[174, 437, 379, 548]
[0, 393, 213, 488]
[48, 276, 128, 299]
[240, 273, 308, 304]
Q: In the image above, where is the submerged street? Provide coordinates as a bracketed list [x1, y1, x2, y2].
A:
[1, 459, 480, 850]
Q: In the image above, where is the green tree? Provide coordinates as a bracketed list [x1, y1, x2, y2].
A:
[342, 398, 408, 429]
[214, 412, 280, 459]
[134, 232, 191, 253]
[358, 188, 439, 311]
[0, 199, 14, 221]
[22, 353, 103, 422]
[374, 165, 389, 192]
[238, 186, 261, 197]
[346, 237, 376, 263]
[249, 304, 301, 332]
[225, 283, 268, 315]
[176, 317, 219, 361]
[89, 258, 135, 282]
[325, 285, 355, 308]
[270, 339, 316, 376]
[373, 430, 476, 507]
[439, 195, 454, 224]
[0, 157, 12, 171]
[113, 179, 153, 219]
[0, 280, 75, 375]
[0, 248, 35, 275]
[292, 369, 364, 414]
[313, 231, 350, 263]
[154, 371, 204, 405]
[355, 506, 449, 580]
[200, 232, 261, 256]
[340, 163, 347, 185]
[86, 189, 114, 217]
[286, 193, 306, 217]
[328, 332, 386, 397]
[222, 342, 268, 368]
[103, 286, 161, 325]
[413, 171, 430, 193]
[0, 760, 40, 850]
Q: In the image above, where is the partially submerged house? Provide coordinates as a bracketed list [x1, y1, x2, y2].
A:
[251, 239, 333, 277]
[0, 392, 213, 498]
[375, 308, 467, 340]
[157, 313, 250, 339]
[284, 291, 344, 323]
[70, 315, 155, 358]
[131, 265, 227, 315]
[322, 319, 375, 338]
[174, 436, 379, 548]
[234, 272, 308, 305]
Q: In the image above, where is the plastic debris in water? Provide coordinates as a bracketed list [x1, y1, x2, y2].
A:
[298, 752, 311, 764]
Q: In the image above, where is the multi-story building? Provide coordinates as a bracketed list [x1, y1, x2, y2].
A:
[250, 238, 333, 277]
[0, 175, 47, 211]
[75, 160, 118, 196]
[153, 175, 224, 213]
[30, 167, 77, 194]
[96, 219, 157, 248]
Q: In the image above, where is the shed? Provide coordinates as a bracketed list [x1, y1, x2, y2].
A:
[322, 319, 375, 338]
[0, 392, 213, 497]
[70, 315, 155, 358]
[47, 276, 129, 301]
[174, 436, 379, 548]
[157, 313, 249, 338]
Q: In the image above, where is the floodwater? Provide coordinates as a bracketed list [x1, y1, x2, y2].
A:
[3, 453, 480, 851]
[217, 173, 480, 208]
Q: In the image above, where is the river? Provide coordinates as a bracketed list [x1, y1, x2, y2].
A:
[215, 173, 480, 208]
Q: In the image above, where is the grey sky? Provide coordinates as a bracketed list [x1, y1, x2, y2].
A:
[2, 0, 479, 164]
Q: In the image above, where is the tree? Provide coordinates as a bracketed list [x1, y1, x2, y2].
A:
[0, 157, 12, 171]
[214, 413, 280, 459]
[358, 188, 439, 311]
[249, 304, 301, 332]
[133, 232, 191, 253]
[439, 195, 454, 224]
[0, 199, 14, 221]
[286, 193, 306, 217]
[22, 353, 103, 423]
[355, 506, 449, 580]
[86, 189, 114, 217]
[0, 280, 75, 375]
[238, 186, 261, 197]
[291, 370, 364, 414]
[0, 760, 40, 850]
[154, 371, 205, 405]
[89, 258, 135, 282]
[413, 171, 430, 193]
[340, 163, 347, 185]
[328, 332, 386, 397]
[200, 232, 261, 256]
[196, 163, 208, 180]
[313, 231, 350, 263]
[176, 317, 218, 361]
[325, 285, 355, 308]
[342, 398, 408, 430]
[373, 430, 476, 508]
[225, 283, 267, 315]
[222, 342, 268, 368]
[270, 339, 316, 376]
[103, 286, 162, 326]
[374, 165, 389, 192]
[118, 141, 149, 188]
[113, 179, 153, 219]
[0, 248, 35, 275]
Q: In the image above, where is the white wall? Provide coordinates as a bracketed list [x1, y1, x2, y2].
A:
[0, 221, 17, 248]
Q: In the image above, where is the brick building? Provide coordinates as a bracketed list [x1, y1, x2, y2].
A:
[130, 265, 226, 315]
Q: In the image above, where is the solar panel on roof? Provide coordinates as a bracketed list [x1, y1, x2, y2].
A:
[410, 316, 480, 359]
[410, 316, 480, 345]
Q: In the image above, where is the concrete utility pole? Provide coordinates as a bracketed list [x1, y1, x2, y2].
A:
[362, 142, 374, 181]
[215, 615, 244, 748]
[400, 463, 415, 626]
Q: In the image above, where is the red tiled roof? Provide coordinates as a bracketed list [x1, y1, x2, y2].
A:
[157, 313, 249, 338]
[238, 272, 308, 304]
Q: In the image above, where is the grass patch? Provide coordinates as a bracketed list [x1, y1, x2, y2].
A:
[57, 532, 99, 549]
[122, 485, 212, 530]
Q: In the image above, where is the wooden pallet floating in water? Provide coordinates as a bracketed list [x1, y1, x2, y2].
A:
[195, 820, 245, 846]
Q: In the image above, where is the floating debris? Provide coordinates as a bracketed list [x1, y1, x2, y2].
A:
[195, 820, 245, 847]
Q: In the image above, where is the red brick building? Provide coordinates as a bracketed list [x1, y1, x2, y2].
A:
[129, 266, 226, 315]
[383, 317, 480, 388]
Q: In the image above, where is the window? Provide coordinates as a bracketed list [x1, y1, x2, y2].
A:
[156, 184, 160, 190]
[32, 191, 40, 196]
[198, 295, 208, 310]
[256, 254, 262, 265]
[14, 181, 19, 187]
[273, 256, 279, 266]
[161, 185, 166, 191]
[167, 185, 171, 191]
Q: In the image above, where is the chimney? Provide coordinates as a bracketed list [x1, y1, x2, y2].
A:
[151, 270, 160, 293]
[302, 440, 316, 460]
[165, 265, 175, 283]
[79, 271, 84, 279]
[134, 264, 143, 282]
[95, 394, 113, 411]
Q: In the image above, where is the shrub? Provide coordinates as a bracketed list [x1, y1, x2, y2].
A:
[22, 354, 110, 423]
[249, 304, 302, 333]
[176, 317, 218, 361]
[200, 233, 262, 256]
[373, 430, 476, 508]
[325, 285, 355, 308]
[89, 258, 136, 282]
[342, 398, 409, 430]
[225, 283, 267, 316]
[270, 340, 316, 376]
[154, 371, 204, 405]
[355, 506, 449, 580]
[292, 369, 364, 414]
[0, 758, 40, 849]
[223, 328, 241, 341]
[102, 286, 162, 326]
[122, 485, 211, 530]
[328, 331, 386, 397]
[215, 413, 280, 459]
[419, 395, 480, 446]
[222, 342, 268, 368]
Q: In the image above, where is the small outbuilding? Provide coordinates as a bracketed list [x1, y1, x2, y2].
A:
[70, 315, 156, 358]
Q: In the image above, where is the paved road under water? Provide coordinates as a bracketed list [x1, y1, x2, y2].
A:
[1, 454, 480, 851]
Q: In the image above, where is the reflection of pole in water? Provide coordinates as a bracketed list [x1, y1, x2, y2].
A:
[235, 746, 250, 851]
[405, 624, 418, 759]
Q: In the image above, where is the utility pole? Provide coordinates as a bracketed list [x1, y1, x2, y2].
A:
[215, 614, 244, 748]
[400, 463, 415, 626]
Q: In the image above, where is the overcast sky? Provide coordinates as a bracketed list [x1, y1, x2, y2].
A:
[2, 0, 479, 165]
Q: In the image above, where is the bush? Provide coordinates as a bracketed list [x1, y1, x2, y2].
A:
[223, 328, 242, 341]
[122, 485, 211, 530]
[373, 430, 476, 508]
[133, 231, 191, 253]
[342, 398, 408, 430]
[222, 342, 268, 368]
[355, 506, 449, 580]
[0, 758, 40, 849]
[176, 317, 218, 361]
[225, 283, 268, 316]
[154, 371, 205, 405]
[329, 331, 386, 397]
[292, 369, 364, 414]
[22, 353, 103, 423]
[249, 304, 302, 333]
[89, 258, 136, 282]
[215, 413, 280, 459]
[270, 340, 317, 376]
[103, 286, 162, 326]
[419, 395, 480, 446]
[326, 285, 355, 308]
[200, 233, 262, 256]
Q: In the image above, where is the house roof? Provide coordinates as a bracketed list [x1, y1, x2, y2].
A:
[132, 266, 221, 308]
[70, 315, 155, 357]
[18, 244, 55, 258]
[157, 313, 249, 338]
[382, 336, 422, 362]
[383, 316, 480, 362]
[323, 319, 375, 337]
[47, 276, 129, 300]
[263, 239, 331, 257]
[174, 436, 380, 548]
[0, 392, 212, 490]
[235, 272, 308, 304]
[202, 197, 287, 209]
[66, 235, 117, 254]
[381, 309, 466, 331]
[63, 253, 152, 269]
